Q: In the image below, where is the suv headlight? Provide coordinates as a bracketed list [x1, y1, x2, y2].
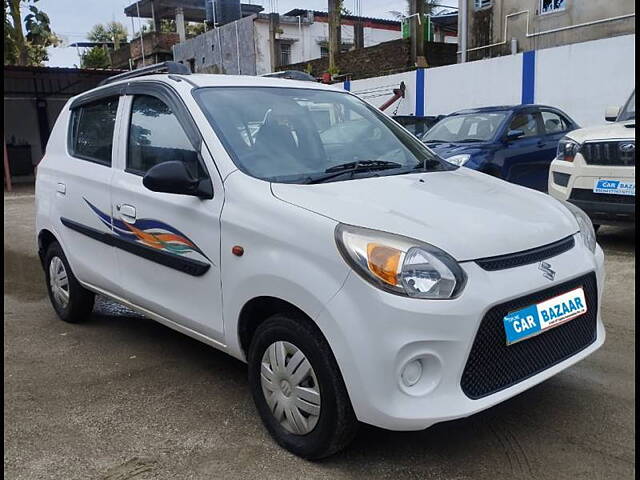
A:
[445, 154, 471, 166]
[562, 201, 597, 252]
[557, 137, 580, 162]
[335, 224, 466, 299]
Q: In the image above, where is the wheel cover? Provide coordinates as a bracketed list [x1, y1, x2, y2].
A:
[260, 341, 321, 435]
[49, 256, 69, 310]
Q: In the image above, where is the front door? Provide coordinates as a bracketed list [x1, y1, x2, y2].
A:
[111, 91, 225, 341]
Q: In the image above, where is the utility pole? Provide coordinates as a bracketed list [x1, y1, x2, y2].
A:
[328, 0, 341, 74]
[460, 0, 468, 63]
[409, 0, 426, 67]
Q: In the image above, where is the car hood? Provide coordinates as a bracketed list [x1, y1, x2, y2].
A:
[566, 120, 635, 143]
[271, 168, 578, 261]
[425, 142, 489, 158]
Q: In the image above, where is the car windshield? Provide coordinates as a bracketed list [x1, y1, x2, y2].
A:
[194, 87, 453, 184]
[423, 112, 508, 143]
[617, 91, 635, 121]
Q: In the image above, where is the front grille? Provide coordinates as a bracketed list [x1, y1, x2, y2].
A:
[570, 188, 635, 205]
[581, 141, 635, 166]
[475, 236, 575, 271]
[461, 273, 598, 399]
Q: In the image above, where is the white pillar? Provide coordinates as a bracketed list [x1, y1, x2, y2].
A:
[176, 7, 186, 42]
[460, 0, 468, 63]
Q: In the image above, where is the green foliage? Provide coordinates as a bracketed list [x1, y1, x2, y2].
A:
[304, 63, 313, 74]
[87, 21, 128, 50]
[80, 46, 110, 69]
[135, 19, 206, 39]
[4, 0, 60, 66]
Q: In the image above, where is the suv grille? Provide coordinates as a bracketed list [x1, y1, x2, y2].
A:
[581, 141, 635, 166]
[475, 236, 575, 271]
[461, 273, 598, 399]
[570, 188, 635, 205]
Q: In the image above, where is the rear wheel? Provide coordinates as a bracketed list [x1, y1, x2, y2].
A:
[44, 242, 95, 323]
[248, 313, 358, 459]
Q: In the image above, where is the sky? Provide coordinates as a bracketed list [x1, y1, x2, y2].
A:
[35, 0, 457, 68]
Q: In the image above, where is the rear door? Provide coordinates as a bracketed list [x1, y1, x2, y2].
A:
[110, 83, 225, 341]
[53, 94, 122, 294]
[499, 110, 548, 191]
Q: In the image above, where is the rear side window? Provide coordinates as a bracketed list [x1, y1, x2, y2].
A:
[541, 111, 570, 134]
[127, 95, 201, 176]
[69, 97, 119, 165]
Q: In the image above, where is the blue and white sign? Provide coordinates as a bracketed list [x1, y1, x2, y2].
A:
[593, 179, 635, 196]
[503, 287, 587, 345]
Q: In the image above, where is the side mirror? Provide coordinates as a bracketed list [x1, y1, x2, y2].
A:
[143, 161, 213, 199]
[605, 105, 620, 122]
[505, 129, 525, 141]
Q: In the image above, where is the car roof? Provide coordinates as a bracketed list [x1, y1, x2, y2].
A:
[450, 104, 561, 115]
[94, 72, 342, 92]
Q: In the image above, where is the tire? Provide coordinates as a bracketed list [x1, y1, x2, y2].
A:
[44, 241, 95, 323]
[248, 313, 359, 459]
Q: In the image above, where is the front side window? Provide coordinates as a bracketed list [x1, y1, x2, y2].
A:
[508, 113, 541, 137]
[127, 95, 201, 176]
[69, 97, 119, 165]
[540, 0, 566, 14]
[194, 87, 453, 184]
[423, 112, 508, 143]
[541, 111, 570, 134]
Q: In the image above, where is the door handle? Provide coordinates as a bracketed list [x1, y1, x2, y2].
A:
[117, 204, 137, 223]
[56, 182, 66, 195]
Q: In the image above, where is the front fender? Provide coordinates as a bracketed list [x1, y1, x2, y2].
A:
[220, 172, 351, 360]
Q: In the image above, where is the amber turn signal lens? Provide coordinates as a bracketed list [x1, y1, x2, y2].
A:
[367, 243, 402, 286]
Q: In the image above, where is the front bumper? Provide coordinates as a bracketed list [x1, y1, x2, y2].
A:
[316, 238, 605, 431]
[548, 158, 635, 225]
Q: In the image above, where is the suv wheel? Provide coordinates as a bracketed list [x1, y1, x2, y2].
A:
[248, 313, 358, 459]
[44, 242, 95, 323]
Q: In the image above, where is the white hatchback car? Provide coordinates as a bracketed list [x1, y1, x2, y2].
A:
[36, 63, 605, 459]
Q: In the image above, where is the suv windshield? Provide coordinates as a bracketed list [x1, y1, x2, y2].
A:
[423, 112, 508, 143]
[194, 87, 453, 183]
[617, 91, 635, 122]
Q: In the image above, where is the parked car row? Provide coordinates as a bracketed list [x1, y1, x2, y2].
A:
[400, 90, 635, 228]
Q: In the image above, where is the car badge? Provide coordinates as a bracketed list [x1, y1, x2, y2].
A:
[539, 261, 556, 282]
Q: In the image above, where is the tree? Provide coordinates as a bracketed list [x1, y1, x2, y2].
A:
[80, 46, 110, 69]
[87, 21, 128, 50]
[4, 0, 60, 66]
[135, 19, 205, 39]
[389, 1, 450, 20]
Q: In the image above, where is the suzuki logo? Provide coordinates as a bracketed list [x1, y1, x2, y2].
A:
[539, 261, 556, 282]
[619, 143, 635, 153]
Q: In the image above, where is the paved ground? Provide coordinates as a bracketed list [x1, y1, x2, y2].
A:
[4, 187, 635, 480]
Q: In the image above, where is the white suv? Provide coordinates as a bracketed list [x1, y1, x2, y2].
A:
[549, 90, 635, 228]
[36, 63, 605, 459]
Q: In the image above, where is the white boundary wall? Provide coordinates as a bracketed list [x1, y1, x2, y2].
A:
[344, 34, 635, 127]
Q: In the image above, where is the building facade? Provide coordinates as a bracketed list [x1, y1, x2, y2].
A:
[172, 10, 402, 75]
[459, 0, 636, 61]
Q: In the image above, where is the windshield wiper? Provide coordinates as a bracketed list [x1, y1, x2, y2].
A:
[456, 138, 484, 143]
[304, 160, 402, 184]
[423, 139, 449, 143]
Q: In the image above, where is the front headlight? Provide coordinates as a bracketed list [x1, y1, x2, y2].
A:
[562, 201, 597, 252]
[335, 224, 466, 299]
[557, 137, 581, 162]
[445, 154, 471, 166]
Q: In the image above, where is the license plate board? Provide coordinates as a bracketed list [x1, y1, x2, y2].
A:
[593, 179, 635, 196]
[502, 287, 587, 345]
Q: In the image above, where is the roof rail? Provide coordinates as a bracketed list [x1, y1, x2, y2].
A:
[99, 61, 191, 86]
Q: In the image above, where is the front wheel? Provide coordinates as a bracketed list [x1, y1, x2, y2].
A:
[248, 313, 358, 459]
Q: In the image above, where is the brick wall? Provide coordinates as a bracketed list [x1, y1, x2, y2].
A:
[280, 39, 457, 80]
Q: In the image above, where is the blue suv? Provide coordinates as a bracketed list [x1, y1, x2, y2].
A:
[422, 105, 579, 191]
